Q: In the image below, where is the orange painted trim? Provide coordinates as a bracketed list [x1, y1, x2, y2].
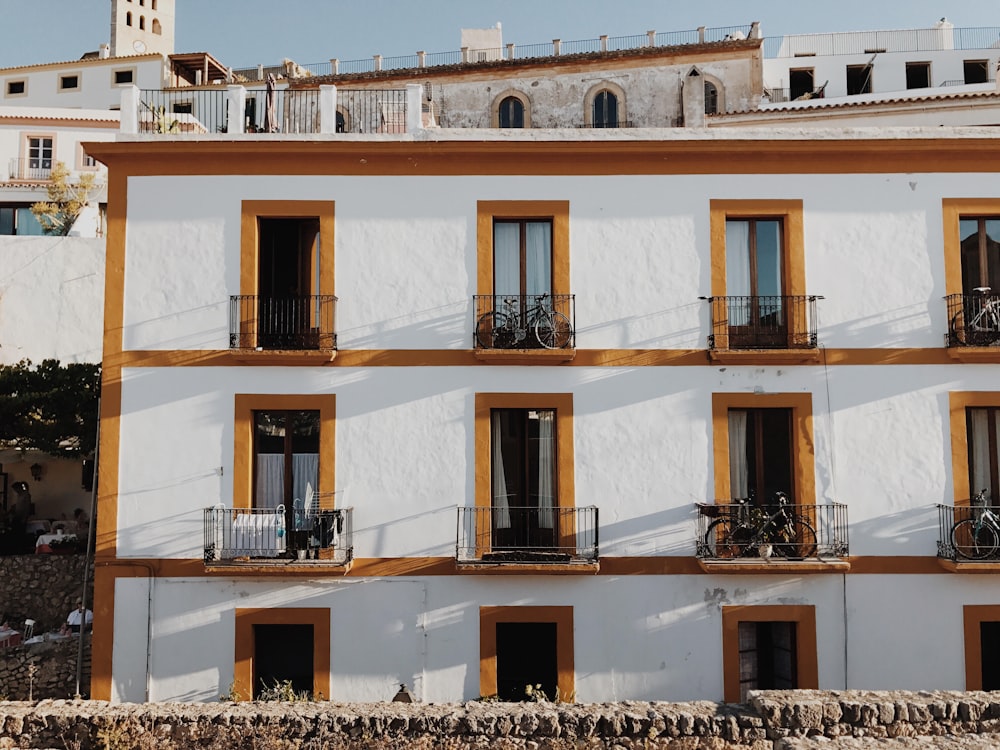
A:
[234, 607, 330, 700]
[480, 605, 574, 701]
[476, 200, 570, 298]
[708, 350, 821, 365]
[699, 559, 849, 574]
[846, 556, 950, 574]
[711, 392, 815, 505]
[233, 394, 336, 511]
[943, 199, 1000, 298]
[947, 392, 1000, 504]
[0, 117, 116, 128]
[474, 393, 575, 556]
[456, 562, 599, 575]
[88, 564, 119, 701]
[721, 604, 818, 703]
[596, 557, 706, 575]
[963, 605, 1000, 690]
[473, 349, 576, 364]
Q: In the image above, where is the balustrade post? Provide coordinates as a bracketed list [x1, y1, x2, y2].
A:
[319, 85, 338, 134]
[120, 85, 139, 134]
[226, 85, 246, 134]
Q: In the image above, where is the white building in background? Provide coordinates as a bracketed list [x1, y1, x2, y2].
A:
[84, 124, 1000, 704]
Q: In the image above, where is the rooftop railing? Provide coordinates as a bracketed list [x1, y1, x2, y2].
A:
[456, 506, 599, 564]
[763, 26, 1000, 58]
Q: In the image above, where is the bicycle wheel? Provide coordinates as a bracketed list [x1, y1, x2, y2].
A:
[951, 518, 999, 560]
[950, 310, 968, 346]
[475, 311, 515, 349]
[770, 517, 818, 559]
[534, 311, 572, 349]
[703, 518, 749, 559]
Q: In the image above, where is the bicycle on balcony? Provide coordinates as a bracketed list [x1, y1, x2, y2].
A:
[950, 489, 1000, 560]
[950, 287, 1000, 346]
[702, 491, 818, 560]
[475, 293, 572, 350]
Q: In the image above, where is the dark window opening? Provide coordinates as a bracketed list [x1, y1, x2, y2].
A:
[139, 15, 145, 30]
[724, 217, 787, 347]
[257, 216, 321, 349]
[496, 622, 557, 701]
[738, 621, 797, 702]
[968, 407, 1000, 504]
[729, 408, 793, 503]
[60, 75, 79, 90]
[959, 217, 1000, 295]
[253, 409, 320, 512]
[846, 64, 873, 95]
[905, 62, 931, 89]
[252, 624, 313, 698]
[981, 622, 1000, 691]
[498, 96, 524, 128]
[6, 81, 25, 96]
[789, 69, 814, 101]
[335, 111, 346, 133]
[126, 11, 132, 25]
[244, 97, 257, 130]
[152, 19, 162, 35]
[965, 60, 989, 85]
[704, 82, 719, 115]
[172, 102, 192, 114]
[592, 90, 618, 128]
[114, 70, 133, 85]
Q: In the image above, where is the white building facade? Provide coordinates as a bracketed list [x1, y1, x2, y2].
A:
[84, 127, 1000, 704]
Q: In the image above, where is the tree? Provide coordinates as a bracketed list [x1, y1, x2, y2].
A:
[30, 161, 100, 236]
[0, 359, 101, 456]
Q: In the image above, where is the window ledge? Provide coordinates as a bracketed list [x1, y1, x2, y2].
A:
[937, 558, 1000, 573]
[697, 558, 850, 574]
[473, 348, 576, 365]
[708, 349, 821, 365]
[945, 347, 1000, 363]
[228, 349, 337, 366]
[205, 558, 353, 576]
[455, 560, 599, 575]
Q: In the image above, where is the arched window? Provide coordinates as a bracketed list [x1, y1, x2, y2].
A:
[152, 18, 162, 34]
[126, 11, 132, 25]
[151, 0, 157, 7]
[592, 90, 619, 128]
[139, 15, 145, 30]
[705, 82, 719, 115]
[498, 96, 524, 128]
[139, 0, 144, 5]
[336, 111, 346, 133]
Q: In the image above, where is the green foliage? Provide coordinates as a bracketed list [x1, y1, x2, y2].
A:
[524, 683, 549, 702]
[144, 104, 180, 134]
[257, 679, 315, 702]
[0, 359, 101, 457]
[29, 161, 100, 236]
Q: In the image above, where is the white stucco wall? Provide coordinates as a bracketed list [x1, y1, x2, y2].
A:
[0, 57, 164, 111]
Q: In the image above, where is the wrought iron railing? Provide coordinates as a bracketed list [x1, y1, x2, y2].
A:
[203, 505, 353, 564]
[762, 26, 1000, 58]
[245, 89, 322, 134]
[336, 89, 408, 133]
[945, 292, 1000, 347]
[937, 501, 1000, 561]
[577, 120, 635, 128]
[456, 506, 599, 563]
[138, 89, 226, 133]
[695, 501, 848, 560]
[7, 157, 52, 181]
[229, 295, 337, 351]
[703, 295, 821, 350]
[473, 294, 575, 350]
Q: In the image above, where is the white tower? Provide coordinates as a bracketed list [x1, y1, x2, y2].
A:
[110, 0, 175, 58]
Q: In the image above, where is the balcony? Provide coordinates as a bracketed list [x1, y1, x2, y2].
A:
[7, 158, 52, 181]
[456, 506, 599, 570]
[203, 505, 353, 567]
[703, 295, 821, 362]
[946, 292, 1000, 348]
[937, 502, 1000, 567]
[229, 295, 337, 359]
[695, 500, 849, 571]
[473, 294, 575, 361]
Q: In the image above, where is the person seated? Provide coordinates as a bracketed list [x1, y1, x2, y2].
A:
[73, 508, 89, 535]
[66, 601, 93, 634]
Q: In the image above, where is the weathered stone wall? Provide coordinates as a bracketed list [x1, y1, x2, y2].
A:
[2, 691, 1000, 750]
[0, 636, 90, 701]
[0, 555, 93, 634]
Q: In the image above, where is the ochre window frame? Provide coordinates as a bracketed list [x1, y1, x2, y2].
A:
[949, 392, 1000, 504]
[479, 605, 574, 701]
[711, 392, 815, 506]
[233, 394, 336, 511]
[942, 199, 1000, 298]
[476, 201, 569, 299]
[964, 604, 1000, 690]
[721, 604, 817, 703]
[235, 607, 330, 700]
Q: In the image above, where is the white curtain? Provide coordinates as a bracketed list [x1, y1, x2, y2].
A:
[970, 409, 992, 500]
[725, 220, 751, 325]
[728, 410, 749, 501]
[292, 453, 319, 509]
[525, 222, 552, 298]
[493, 223, 520, 298]
[491, 413, 511, 529]
[255, 454, 284, 509]
[537, 411, 555, 529]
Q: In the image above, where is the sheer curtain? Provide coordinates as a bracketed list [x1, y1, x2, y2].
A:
[728, 410, 748, 500]
[255, 454, 284, 509]
[525, 222, 552, 298]
[970, 409, 992, 500]
[725, 220, 751, 325]
[491, 413, 511, 529]
[537, 411, 555, 529]
[494, 223, 520, 298]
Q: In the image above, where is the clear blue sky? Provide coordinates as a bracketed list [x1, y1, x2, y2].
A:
[0, 0, 997, 70]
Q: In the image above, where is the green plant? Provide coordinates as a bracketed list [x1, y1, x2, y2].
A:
[524, 683, 549, 702]
[257, 678, 315, 702]
[143, 104, 180, 134]
[475, 693, 501, 702]
[219, 679, 247, 702]
[30, 161, 100, 236]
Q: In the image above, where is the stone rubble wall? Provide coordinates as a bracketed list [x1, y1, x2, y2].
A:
[0, 555, 93, 635]
[0, 637, 91, 702]
[2, 690, 1000, 749]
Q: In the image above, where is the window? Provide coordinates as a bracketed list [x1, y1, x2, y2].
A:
[712, 393, 815, 508]
[0, 206, 44, 236]
[965, 60, 989, 85]
[498, 96, 524, 128]
[59, 74, 80, 92]
[480, 606, 574, 702]
[906, 61, 931, 89]
[789, 68, 814, 100]
[77, 143, 98, 171]
[126, 11, 132, 25]
[845, 64, 873, 95]
[966, 407, 1000, 503]
[152, 18, 161, 35]
[477, 201, 569, 299]
[235, 608, 329, 700]
[139, 15, 145, 30]
[113, 69, 134, 85]
[704, 82, 719, 115]
[475, 394, 574, 557]
[958, 217, 1000, 295]
[592, 90, 618, 127]
[25, 136, 53, 178]
[151, 0, 157, 9]
[5, 80, 26, 97]
[335, 111, 346, 133]
[722, 605, 817, 703]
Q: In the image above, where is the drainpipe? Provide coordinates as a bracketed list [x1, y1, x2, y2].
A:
[74, 397, 100, 699]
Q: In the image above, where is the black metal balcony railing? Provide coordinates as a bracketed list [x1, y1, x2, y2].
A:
[473, 294, 575, 350]
[456, 506, 599, 563]
[945, 292, 1000, 347]
[229, 295, 337, 351]
[8, 157, 52, 181]
[937, 502, 1000, 561]
[703, 295, 821, 350]
[695, 501, 848, 560]
[204, 505, 353, 564]
[577, 120, 635, 128]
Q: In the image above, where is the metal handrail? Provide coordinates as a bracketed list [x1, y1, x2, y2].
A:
[945, 292, 1000, 348]
[695, 500, 848, 559]
[473, 294, 576, 350]
[7, 157, 52, 181]
[702, 294, 821, 350]
[203, 506, 353, 564]
[229, 294, 337, 352]
[456, 506, 599, 563]
[937, 502, 1000, 561]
